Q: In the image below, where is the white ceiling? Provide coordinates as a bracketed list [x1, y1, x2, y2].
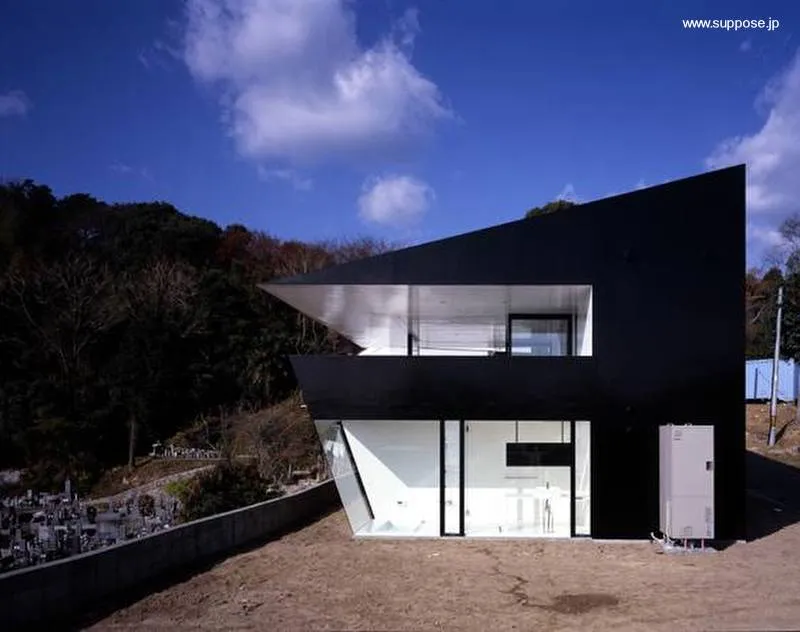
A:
[261, 284, 592, 351]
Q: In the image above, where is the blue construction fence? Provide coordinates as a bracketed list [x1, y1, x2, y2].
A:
[745, 358, 800, 401]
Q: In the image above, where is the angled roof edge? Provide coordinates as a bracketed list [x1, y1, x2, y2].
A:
[261, 164, 745, 288]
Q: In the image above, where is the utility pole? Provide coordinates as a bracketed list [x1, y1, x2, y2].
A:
[768, 285, 784, 447]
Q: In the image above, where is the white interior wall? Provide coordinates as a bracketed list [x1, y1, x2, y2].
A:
[266, 284, 593, 355]
[358, 346, 489, 356]
[343, 421, 439, 535]
[358, 347, 405, 356]
[443, 420, 461, 534]
[418, 348, 490, 356]
[325, 418, 590, 539]
[518, 421, 571, 443]
[416, 319, 505, 356]
[575, 288, 593, 356]
[574, 420, 591, 535]
[465, 421, 517, 532]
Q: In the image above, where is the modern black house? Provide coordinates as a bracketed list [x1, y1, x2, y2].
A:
[261, 165, 745, 541]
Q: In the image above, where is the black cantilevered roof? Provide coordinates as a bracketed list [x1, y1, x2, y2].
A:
[262, 165, 745, 289]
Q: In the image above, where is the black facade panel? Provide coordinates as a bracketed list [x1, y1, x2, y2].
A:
[291, 356, 598, 420]
[506, 443, 572, 467]
[279, 166, 745, 540]
[590, 421, 659, 539]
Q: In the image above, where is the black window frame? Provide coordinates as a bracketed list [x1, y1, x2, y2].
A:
[506, 314, 574, 356]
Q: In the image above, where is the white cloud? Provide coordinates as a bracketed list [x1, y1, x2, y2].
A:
[180, 0, 452, 163]
[706, 50, 800, 265]
[0, 90, 31, 117]
[748, 221, 784, 248]
[556, 183, 581, 202]
[137, 50, 151, 69]
[257, 166, 312, 191]
[138, 39, 181, 71]
[358, 174, 434, 226]
[110, 162, 154, 181]
[110, 162, 134, 174]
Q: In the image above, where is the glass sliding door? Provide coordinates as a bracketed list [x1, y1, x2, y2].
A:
[516, 421, 572, 537]
[465, 420, 572, 537]
[574, 421, 591, 535]
[441, 420, 463, 535]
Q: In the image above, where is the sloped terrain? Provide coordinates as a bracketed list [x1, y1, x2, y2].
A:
[747, 402, 800, 467]
[86, 508, 800, 632]
[89, 458, 216, 500]
[88, 406, 800, 632]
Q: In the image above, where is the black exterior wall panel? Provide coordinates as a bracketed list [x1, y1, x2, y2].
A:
[291, 356, 599, 420]
[279, 166, 746, 541]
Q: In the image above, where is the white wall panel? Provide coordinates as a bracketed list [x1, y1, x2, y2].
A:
[517, 420, 570, 443]
[343, 421, 439, 536]
[443, 420, 462, 534]
[574, 421, 591, 535]
[575, 288, 593, 356]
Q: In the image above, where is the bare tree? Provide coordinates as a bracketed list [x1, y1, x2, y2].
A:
[1, 253, 119, 399]
[247, 393, 320, 487]
[116, 259, 207, 468]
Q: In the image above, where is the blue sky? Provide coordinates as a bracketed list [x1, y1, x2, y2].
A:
[0, 0, 798, 267]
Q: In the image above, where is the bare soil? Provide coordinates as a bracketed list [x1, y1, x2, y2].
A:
[747, 402, 800, 467]
[88, 405, 800, 631]
[86, 509, 800, 631]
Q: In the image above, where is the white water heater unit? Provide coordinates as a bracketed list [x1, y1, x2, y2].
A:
[659, 424, 714, 540]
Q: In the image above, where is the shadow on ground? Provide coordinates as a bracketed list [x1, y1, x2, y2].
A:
[775, 419, 795, 444]
[746, 450, 800, 541]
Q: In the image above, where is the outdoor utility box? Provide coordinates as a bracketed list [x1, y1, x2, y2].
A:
[659, 424, 714, 539]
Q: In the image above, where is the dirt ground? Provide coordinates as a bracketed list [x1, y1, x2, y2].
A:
[747, 402, 800, 467]
[88, 405, 800, 631]
[86, 509, 800, 632]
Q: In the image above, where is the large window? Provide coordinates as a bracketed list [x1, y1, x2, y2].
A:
[465, 421, 572, 537]
[574, 420, 591, 535]
[509, 317, 572, 356]
[314, 420, 372, 534]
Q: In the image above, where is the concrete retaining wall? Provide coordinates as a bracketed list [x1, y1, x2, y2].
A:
[0, 480, 339, 630]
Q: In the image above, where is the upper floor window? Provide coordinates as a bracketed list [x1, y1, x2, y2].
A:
[509, 316, 572, 356]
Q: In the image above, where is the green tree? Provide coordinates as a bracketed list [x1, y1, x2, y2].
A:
[0, 177, 394, 492]
[525, 199, 577, 219]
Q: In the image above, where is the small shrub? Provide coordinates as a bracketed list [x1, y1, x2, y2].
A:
[178, 462, 283, 522]
[164, 478, 192, 500]
[138, 493, 155, 517]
